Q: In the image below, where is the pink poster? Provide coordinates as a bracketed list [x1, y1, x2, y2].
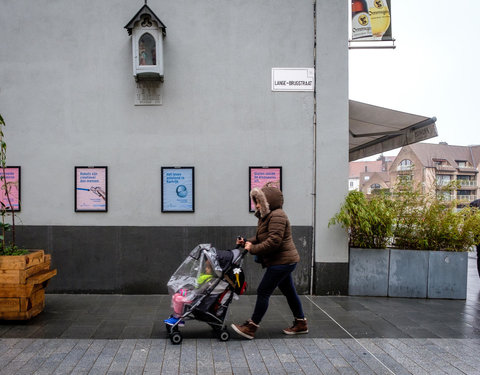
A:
[75, 167, 107, 212]
[0, 167, 20, 211]
[249, 167, 282, 211]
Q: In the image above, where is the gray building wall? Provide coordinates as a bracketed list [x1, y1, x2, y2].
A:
[0, 0, 348, 294]
[314, 0, 349, 294]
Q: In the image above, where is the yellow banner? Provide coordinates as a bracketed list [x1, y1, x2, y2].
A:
[351, 0, 392, 41]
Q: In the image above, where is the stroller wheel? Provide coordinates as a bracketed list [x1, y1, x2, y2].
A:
[170, 331, 183, 345]
[218, 329, 230, 342]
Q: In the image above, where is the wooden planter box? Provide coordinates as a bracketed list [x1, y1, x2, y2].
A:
[0, 250, 57, 320]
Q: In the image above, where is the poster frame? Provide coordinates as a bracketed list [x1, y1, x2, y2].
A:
[74, 166, 108, 212]
[161, 166, 195, 213]
[248, 166, 282, 212]
[0, 166, 21, 212]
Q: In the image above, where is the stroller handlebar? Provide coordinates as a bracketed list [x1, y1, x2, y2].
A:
[235, 236, 249, 259]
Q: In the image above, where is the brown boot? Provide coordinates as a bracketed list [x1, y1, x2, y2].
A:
[231, 319, 259, 340]
[283, 317, 308, 335]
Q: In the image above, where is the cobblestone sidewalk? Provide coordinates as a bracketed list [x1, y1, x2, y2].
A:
[1, 337, 480, 375]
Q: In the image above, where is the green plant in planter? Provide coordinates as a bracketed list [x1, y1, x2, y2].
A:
[328, 190, 395, 249]
[391, 179, 480, 252]
[330, 181, 480, 252]
[0, 114, 27, 256]
[389, 179, 429, 250]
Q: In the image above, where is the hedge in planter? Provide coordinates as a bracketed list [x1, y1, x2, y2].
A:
[331, 183, 480, 299]
[329, 190, 395, 249]
[392, 180, 480, 252]
[329, 190, 394, 296]
[390, 182, 478, 299]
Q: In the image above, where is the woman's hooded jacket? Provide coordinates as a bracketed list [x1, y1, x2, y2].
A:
[248, 186, 300, 267]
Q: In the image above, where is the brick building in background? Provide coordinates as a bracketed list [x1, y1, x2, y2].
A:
[349, 155, 394, 194]
[350, 143, 480, 205]
[389, 143, 480, 204]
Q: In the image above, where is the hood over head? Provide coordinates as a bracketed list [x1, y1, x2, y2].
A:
[250, 186, 284, 218]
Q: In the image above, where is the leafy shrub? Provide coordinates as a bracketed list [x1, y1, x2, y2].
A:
[331, 181, 480, 252]
[328, 190, 395, 249]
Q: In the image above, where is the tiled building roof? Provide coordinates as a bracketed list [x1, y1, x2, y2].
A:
[349, 156, 395, 178]
[403, 143, 480, 169]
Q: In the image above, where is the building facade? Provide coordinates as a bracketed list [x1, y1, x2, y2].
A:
[389, 143, 480, 204]
[0, 1, 349, 294]
[349, 156, 393, 194]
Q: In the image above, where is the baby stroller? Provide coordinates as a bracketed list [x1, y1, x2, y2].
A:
[165, 243, 247, 344]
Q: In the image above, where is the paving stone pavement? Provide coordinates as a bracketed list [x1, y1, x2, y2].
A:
[0, 255, 479, 374]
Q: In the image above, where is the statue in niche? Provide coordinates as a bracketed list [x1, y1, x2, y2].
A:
[138, 33, 156, 66]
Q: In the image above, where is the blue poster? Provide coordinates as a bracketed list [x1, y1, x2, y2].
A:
[162, 167, 194, 212]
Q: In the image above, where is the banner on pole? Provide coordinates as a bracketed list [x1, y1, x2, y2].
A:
[351, 0, 392, 41]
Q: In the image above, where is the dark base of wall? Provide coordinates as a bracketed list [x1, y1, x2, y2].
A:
[313, 262, 348, 295]
[14, 225, 313, 295]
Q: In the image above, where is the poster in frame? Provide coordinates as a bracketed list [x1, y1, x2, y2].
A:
[0, 166, 21, 212]
[161, 167, 195, 213]
[249, 166, 282, 212]
[75, 166, 108, 212]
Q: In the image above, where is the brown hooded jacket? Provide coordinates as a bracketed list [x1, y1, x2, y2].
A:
[248, 186, 300, 267]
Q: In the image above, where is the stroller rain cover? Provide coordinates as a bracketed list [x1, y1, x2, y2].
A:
[166, 244, 227, 301]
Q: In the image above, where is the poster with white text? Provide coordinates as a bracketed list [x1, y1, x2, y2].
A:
[249, 167, 282, 211]
[0, 167, 21, 211]
[75, 167, 108, 212]
[162, 167, 194, 212]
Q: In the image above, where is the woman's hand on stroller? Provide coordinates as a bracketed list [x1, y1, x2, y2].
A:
[236, 236, 246, 248]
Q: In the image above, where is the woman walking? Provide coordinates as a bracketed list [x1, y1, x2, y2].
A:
[231, 186, 307, 339]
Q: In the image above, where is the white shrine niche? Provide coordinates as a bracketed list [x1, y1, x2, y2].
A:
[125, 3, 166, 82]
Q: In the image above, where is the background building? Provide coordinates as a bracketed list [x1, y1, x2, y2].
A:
[349, 155, 394, 193]
[389, 143, 480, 204]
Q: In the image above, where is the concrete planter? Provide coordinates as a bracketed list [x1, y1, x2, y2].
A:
[427, 251, 468, 299]
[348, 248, 389, 296]
[349, 248, 468, 299]
[388, 249, 428, 298]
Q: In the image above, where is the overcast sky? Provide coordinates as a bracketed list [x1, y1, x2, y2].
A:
[349, 0, 480, 160]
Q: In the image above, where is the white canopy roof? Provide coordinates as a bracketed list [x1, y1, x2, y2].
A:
[349, 100, 437, 161]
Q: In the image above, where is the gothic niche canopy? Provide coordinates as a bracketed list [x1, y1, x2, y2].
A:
[125, 3, 166, 81]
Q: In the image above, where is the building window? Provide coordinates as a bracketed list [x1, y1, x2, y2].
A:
[436, 175, 451, 186]
[349, 181, 354, 187]
[456, 160, 469, 168]
[437, 191, 452, 201]
[457, 175, 475, 187]
[457, 190, 473, 202]
[139, 33, 156, 66]
[433, 159, 448, 167]
[370, 183, 381, 189]
[398, 174, 412, 182]
[364, 176, 370, 181]
[397, 159, 413, 171]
